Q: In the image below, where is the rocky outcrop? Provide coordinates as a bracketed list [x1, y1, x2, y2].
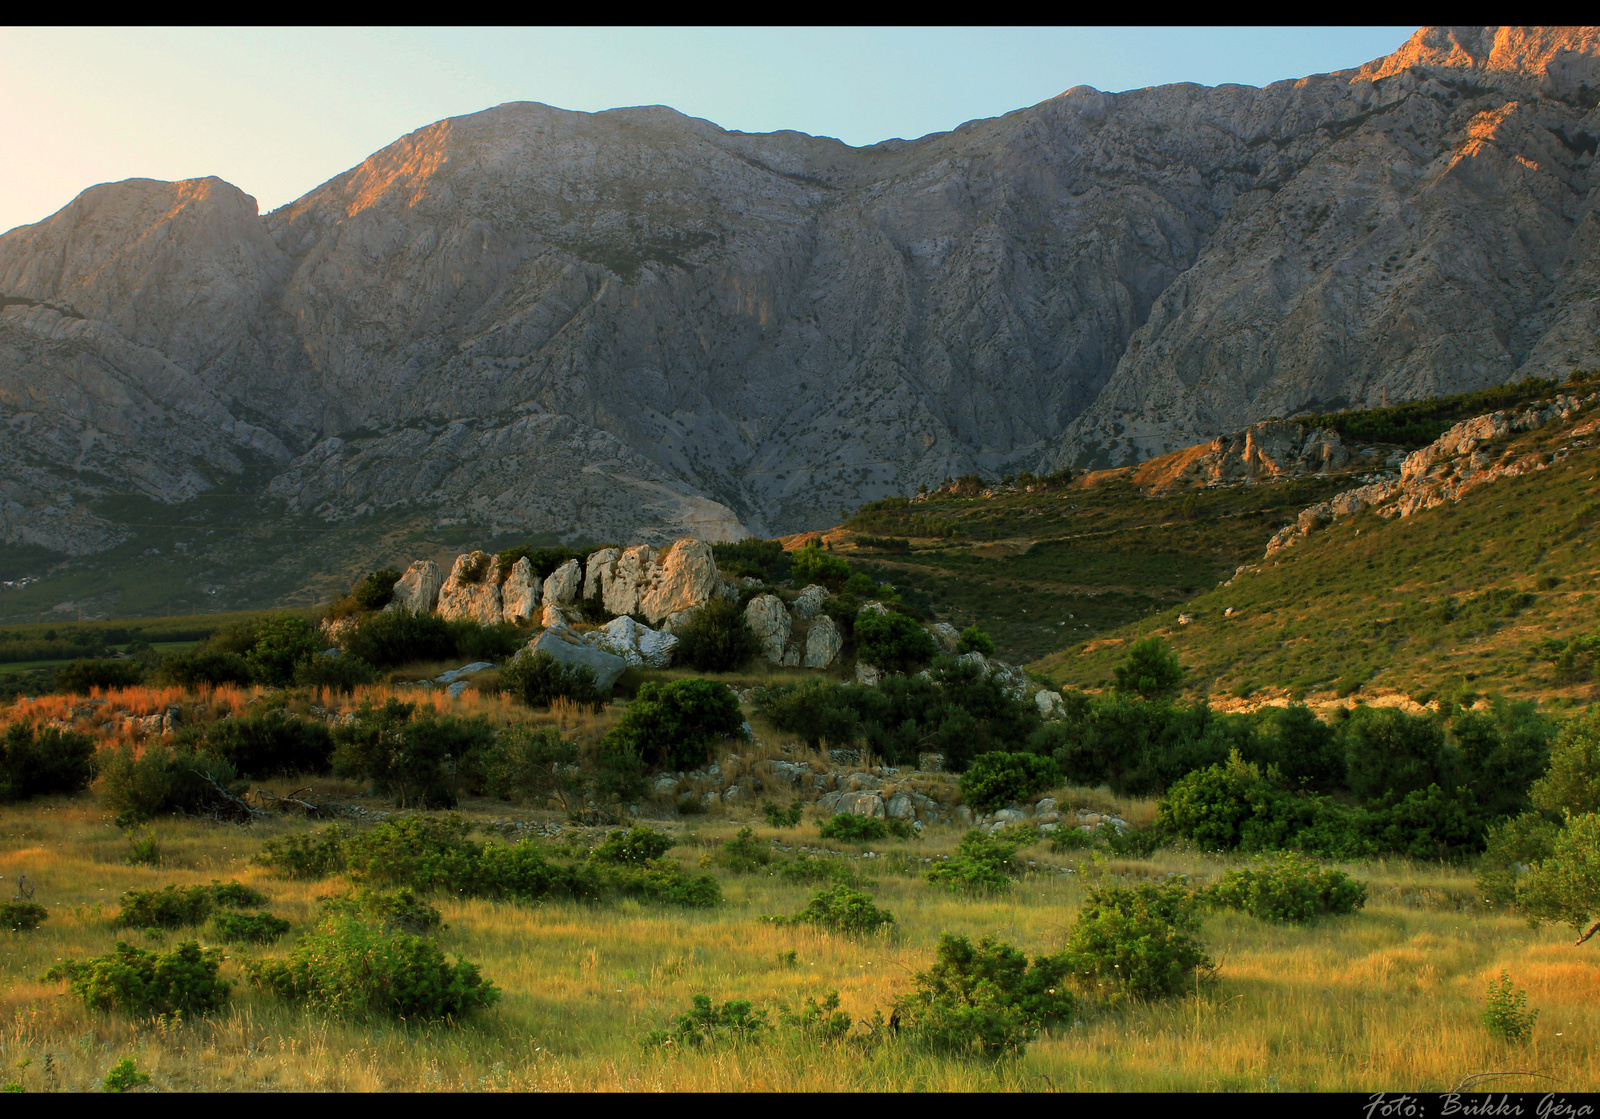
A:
[1145, 421, 1349, 494]
[803, 615, 843, 669]
[500, 557, 539, 624]
[519, 624, 628, 694]
[1264, 390, 1600, 557]
[929, 622, 961, 653]
[791, 584, 829, 620]
[436, 552, 503, 624]
[542, 559, 583, 609]
[744, 594, 791, 663]
[388, 559, 443, 614]
[583, 538, 725, 626]
[583, 614, 678, 669]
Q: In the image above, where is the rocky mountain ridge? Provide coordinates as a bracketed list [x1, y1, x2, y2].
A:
[2, 26, 1598, 574]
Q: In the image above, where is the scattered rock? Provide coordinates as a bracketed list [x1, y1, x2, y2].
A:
[791, 584, 829, 620]
[855, 661, 882, 687]
[1035, 690, 1065, 719]
[929, 621, 961, 652]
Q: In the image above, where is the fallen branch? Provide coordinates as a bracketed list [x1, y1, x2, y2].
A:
[199, 771, 260, 823]
[1575, 919, 1600, 946]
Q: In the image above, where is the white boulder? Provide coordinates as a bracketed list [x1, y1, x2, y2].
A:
[803, 615, 843, 668]
[791, 584, 829, 620]
[500, 556, 540, 624]
[437, 552, 503, 624]
[745, 594, 791, 663]
[542, 558, 583, 607]
[388, 559, 443, 614]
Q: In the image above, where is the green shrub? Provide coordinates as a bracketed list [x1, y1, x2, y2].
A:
[959, 752, 1061, 813]
[1516, 810, 1600, 941]
[1530, 709, 1600, 816]
[898, 934, 1075, 1058]
[96, 740, 244, 824]
[1065, 880, 1211, 1003]
[853, 611, 939, 674]
[1201, 853, 1367, 922]
[152, 648, 253, 689]
[956, 627, 995, 657]
[321, 888, 444, 935]
[591, 825, 676, 866]
[674, 596, 760, 673]
[252, 825, 352, 879]
[342, 609, 457, 669]
[331, 699, 495, 808]
[926, 830, 1024, 893]
[601, 678, 745, 772]
[0, 900, 47, 931]
[483, 726, 582, 808]
[351, 569, 402, 612]
[643, 994, 770, 1049]
[126, 828, 163, 867]
[1481, 971, 1538, 1043]
[714, 827, 772, 873]
[498, 650, 603, 709]
[0, 721, 95, 802]
[596, 860, 723, 908]
[763, 800, 803, 828]
[782, 882, 894, 934]
[53, 658, 144, 694]
[343, 814, 481, 893]
[595, 737, 649, 802]
[244, 916, 499, 1021]
[1343, 706, 1449, 803]
[209, 911, 291, 944]
[101, 1058, 150, 1093]
[791, 543, 852, 590]
[1112, 636, 1184, 700]
[819, 813, 889, 842]
[245, 615, 320, 687]
[200, 707, 335, 778]
[47, 941, 231, 1019]
[449, 619, 522, 663]
[293, 653, 378, 693]
[778, 989, 853, 1042]
[113, 881, 265, 929]
[712, 539, 793, 584]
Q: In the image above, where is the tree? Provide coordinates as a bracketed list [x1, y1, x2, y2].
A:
[1112, 636, 1183, 699]
[1519, 811, 1600, 944]
[791, 543, 852, 590]
[854, 611, 939, 674]
[675, 596, 760, 672]
[246, 615, 320, 687]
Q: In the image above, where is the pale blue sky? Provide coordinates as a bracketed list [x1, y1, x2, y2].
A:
[0, 26, 1419, 235]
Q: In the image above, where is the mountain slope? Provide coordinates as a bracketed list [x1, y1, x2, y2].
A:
[1, 26, 1598, 613]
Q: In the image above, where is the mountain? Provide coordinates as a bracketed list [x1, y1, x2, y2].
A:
[1, 26, 1598, 616]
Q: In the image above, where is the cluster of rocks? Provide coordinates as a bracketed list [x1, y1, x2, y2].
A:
[1264, 391, 1600, 558]
[743, 583, 841, 667]
[974, 796, 1130, 838]
[1159, 420, 1349, 493]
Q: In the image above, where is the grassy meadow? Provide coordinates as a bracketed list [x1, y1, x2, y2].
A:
[2, 759, 1597, 1092]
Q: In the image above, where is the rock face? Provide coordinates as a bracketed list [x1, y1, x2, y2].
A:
[6, 27, 1600, 590]
[1142, 421, 1350, 494]
[436, 552, 503, 624]
[520, 624, 628, 694]
[803, 615, 843, 668]
[500, 557, 540, 624]
[542, 559, 583, 609]
[1263, 390, 1600, 557]
[584, 538, 724, 626]
[744, 594, 791, 663]
[388, 559, 443, 614]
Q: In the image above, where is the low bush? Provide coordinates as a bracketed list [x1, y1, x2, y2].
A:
[791, 543, 852, 590]
[853, 610, 939, 674]
[198, 707, 335, 778]
[113, 881, 266, 929]
[898, 934, 1075, 1058]
[781, 882, 894, 934]
[102, 1058, 151, 1093]
[819, 813, 889, 842]
[778, 989, 854, 1042]
[1481, 971, 1538, 1044]
[294, 653, 378, 693]
[342, 814, 480, 893]
[1, 721, 95, 802]
[763, 800, 803, 828]
[674, 596, 760, 673]
[96, 740, 244, 824]
[1065, 880, 1211, 1003]
[342, 609, 457, 669]
[591, 825, 676, 866]
[321, 888, 444, 935]
[601, 678, 745, 772]
[351, 569, 402, 612]
[1200, 853, 1367, 922]
[47, 941, 231, 1020]
[595, 859, 723, 908]
[643, 994, 770, 1049]
[959, 752, 1061, 814]
[245, 615, 321, 687]
[449, 619, 522, 663]
[1112, 636, 1184, 700]
[956, 627, 995, 657]
[713, 827, 772, 873]
[482, 726, 582, 808]
[926, 830, 1025, 893]
[152, 648, 253, 689]
[244, 916, 499, 1021]
[209, 911, 291, 944]
[1, 900, 47, 931]
[252, 825, 352, 879]
[54, 658, 144, 694]
[331, 699, 495, 809]
[498, 650, 603, 709]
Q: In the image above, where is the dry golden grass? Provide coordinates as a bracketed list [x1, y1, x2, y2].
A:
[3, 791, 1598, 1092]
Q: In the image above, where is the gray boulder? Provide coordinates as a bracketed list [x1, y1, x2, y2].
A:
[388, 559, 443, 614]
[791, 584, 829, 620]
[542, 558, 583, 607]
[803, 615, 842, 668]
[500, 556, 540, 623]
[744, 594, 791, 663]
[519, 624, 628, 694]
